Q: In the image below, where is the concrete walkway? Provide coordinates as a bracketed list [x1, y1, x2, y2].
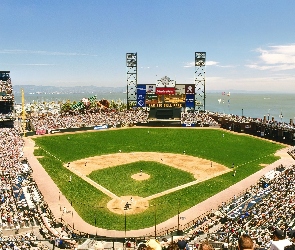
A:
[22, 137, 294, 238]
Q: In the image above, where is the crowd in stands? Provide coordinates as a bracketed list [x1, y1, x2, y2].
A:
[29, 108, 222, 132]
[213, 112, 295, 131]
[0, 77, 13, 98]
[288, 147, 295, 160]
[0, 75, 14, 123]
[181, 111, 219, 126]
[183, 154, 295, 250]
[1, 92, 295, 249]
[0, 127, 79, 249]
[219, 167, 295, 246]
[29, 108, 149, 132]
[180, 110, 292, 137]
[0, 231, 45, 249]
[15, 100, 295, 136]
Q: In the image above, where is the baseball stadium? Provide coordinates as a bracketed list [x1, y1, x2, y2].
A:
[1, 52, 295, 250]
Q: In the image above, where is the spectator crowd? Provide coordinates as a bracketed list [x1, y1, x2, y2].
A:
[29, 108, 149, 133]
[183, 151, 295, 250]
[0, 78, 295, 249]
[0, 127, 79, 249]
[212, 112, 295, 131]
[0, 74, 14, 122]
[181, 111, 219, 126]
[0, 76, 13, 99]
[0, 118, 294, 249]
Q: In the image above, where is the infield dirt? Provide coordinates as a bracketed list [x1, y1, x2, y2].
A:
[67, 152, 231, 214]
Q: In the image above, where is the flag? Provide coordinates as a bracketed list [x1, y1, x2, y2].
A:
[88, 95, 97, 103]
[72, 101, 85, 110]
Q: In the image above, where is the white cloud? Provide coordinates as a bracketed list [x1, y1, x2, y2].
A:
[0, 49, 97, 56]
[247, 44, 295, 71]
[206, 75, 295, 92]
[183, 60, 235, 68]
[206, 76, 224, 81]
[183, 60, 219, 68]
[218, 64, 236, 68]
[183, 62, 195, 68]
[206, 61, 219, 66]
[15, 63, 55, 66]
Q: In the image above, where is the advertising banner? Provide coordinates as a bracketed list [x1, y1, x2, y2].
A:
[185, 94, 195, 108]
[137, 93, 146, 107]
[185, 85, 195, 94]
[146, 94, 158, 100]
[182, 123, 196, 127]
[137, 85, 147, 94]
[137, 85, 147, 107]
[175, 85, 185, 95]
[156, 87, 175, 95]
[146, 85, 156, 94]
[137, 98, 145, 107]
[94, 125, 108, 130]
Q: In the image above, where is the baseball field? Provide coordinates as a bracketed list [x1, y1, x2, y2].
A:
[32, 127, 284, 231]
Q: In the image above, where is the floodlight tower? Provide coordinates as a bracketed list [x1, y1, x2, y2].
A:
[126, 53, 138, 109]
[194, 52, 206, 111]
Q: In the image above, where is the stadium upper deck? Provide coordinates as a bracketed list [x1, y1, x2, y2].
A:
[0, 71, 14, 127]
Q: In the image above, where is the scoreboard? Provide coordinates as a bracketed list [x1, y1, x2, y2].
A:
[136, 76, 195, 109]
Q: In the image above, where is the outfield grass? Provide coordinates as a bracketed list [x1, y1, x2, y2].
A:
[33, 128, 283, 230]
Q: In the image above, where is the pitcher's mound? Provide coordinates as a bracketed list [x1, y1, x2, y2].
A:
[107, 196, 149, 215]
[131, 173, 150, 181]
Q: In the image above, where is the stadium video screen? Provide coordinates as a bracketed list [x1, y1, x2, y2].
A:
[145, 93, 185, 108]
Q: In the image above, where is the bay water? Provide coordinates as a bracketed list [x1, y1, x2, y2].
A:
[14, 92, 295, 124]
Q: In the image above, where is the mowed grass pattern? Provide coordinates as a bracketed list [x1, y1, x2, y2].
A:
[33, 128, 284, 230]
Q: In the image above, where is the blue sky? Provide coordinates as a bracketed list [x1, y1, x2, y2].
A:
[1, 0, 295, 92]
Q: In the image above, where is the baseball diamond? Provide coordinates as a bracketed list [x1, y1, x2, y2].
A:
[26, 127, 287, 237]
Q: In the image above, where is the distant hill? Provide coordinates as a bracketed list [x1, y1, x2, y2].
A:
[13, 85, 126, 95]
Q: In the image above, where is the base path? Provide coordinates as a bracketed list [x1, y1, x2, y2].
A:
[67, 151, 230, 215]
[22, 137, 294, 237]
